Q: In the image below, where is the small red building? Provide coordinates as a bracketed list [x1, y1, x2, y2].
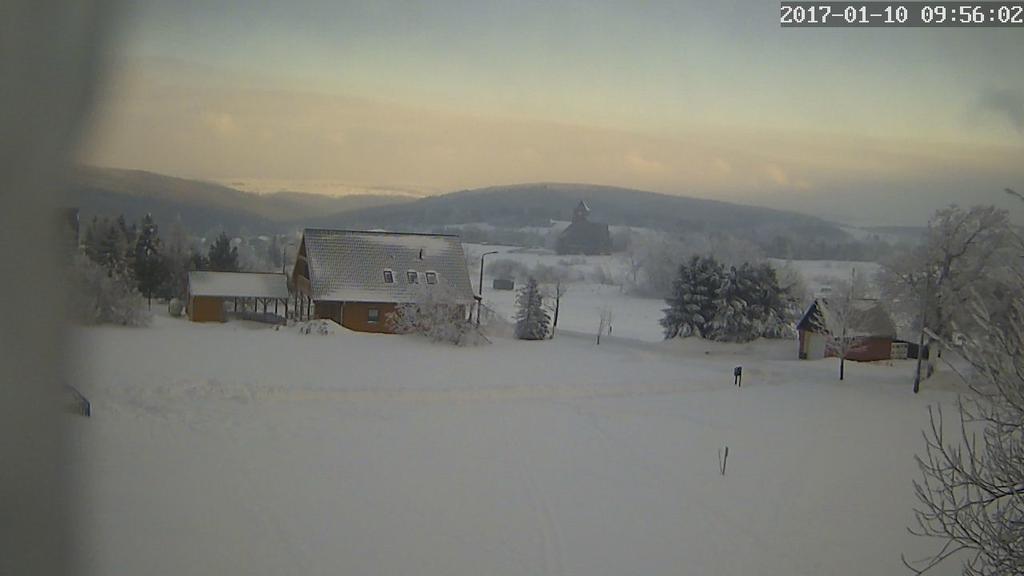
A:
[797, 299, 898, 362]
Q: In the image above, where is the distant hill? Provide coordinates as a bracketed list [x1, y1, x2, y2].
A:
[64, 167, 411, 234]
[306, 182, 846, 240]
[65, 171, 851, 252]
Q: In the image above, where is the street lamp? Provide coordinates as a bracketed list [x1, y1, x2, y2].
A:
[477, 250, 499, 326]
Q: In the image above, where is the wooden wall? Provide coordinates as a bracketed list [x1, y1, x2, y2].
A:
[314, 301, 342, 324]
[341, 302, 397, 333]
[188, 296, 226, 322]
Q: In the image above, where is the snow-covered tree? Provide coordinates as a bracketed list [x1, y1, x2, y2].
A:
[906, 296, 1024, 575]
[68, 254, 150, 326]
[267, 235, 283, 271]
[386, 285, 480, 345]
[877, 205, 1013, 392]
[707, 265, 757, 342]
[661, 255, 723, 339]
[748, 263, 801, 339]
[515, 277, 550, 340]
[775, 260, 812, 310]
[86, 215, 134, 278]
[662, 255, 799, 342]
[159, 218, 192, 301]
[132, 213, 166, 308]
[707, 232, 763, 268]
[628, 231, 693, 297]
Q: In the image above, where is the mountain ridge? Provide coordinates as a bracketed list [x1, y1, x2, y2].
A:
[65, 167, 848, 245]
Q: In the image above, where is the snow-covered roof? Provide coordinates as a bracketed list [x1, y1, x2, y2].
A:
[188, 271, 289, 299]
[301, 229, 475, 304]
[798, 298, 897, 338]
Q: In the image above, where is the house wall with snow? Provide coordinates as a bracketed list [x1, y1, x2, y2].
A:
[292, 228, 475, 334]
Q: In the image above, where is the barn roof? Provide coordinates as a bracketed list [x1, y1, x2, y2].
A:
[797, 298, 898, 338]
[187, 271, 289, 299]
[300, 228, 475, 304]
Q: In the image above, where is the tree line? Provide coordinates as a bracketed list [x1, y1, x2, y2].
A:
[80, 213, 241, 306]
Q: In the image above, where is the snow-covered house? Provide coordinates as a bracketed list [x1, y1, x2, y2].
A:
[186, 271, 290, 322]
[797, 298, 898, 362]
[291, 229, 475, 333]
[556, 201, 612, 255]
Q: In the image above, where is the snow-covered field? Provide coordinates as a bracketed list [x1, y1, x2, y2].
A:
[464, 243, 882, 342]
[69, 311, 962, 576]
[774, 258, 881, 298]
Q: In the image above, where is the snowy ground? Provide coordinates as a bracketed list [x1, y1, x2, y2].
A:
[69, 312, 962, 576]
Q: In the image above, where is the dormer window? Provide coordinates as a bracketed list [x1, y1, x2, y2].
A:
[407, 271, 419, 284]
[425, 271, 437, 285]
[383, 269, 394, 284]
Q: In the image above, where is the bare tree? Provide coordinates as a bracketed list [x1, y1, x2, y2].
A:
[878, 205, 1013, 392]
[905, 297, 1024, 575]
[596, 307, 613, 345]
[809, 271, 868, 381]
[548, 280, 566, 339]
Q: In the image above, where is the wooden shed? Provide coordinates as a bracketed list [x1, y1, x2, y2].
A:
[797, 298, 899, 362]
[186, 271, 290, 323]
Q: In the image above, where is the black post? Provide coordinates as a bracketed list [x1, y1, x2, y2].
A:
[476, 251, 498, 327]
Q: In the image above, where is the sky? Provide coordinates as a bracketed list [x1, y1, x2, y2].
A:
[80, 0, 1024, 225]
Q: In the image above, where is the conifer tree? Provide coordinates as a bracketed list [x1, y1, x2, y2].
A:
[515, 277, 550, 340]
[207, 232, 239, 272]
[132, 213, 166, 308]
[97, 218, 130, 278]
[82, 216, 101, 261]
[662, 256, 796, 342]
[159, 218, 192, 300]
[708, 264, 757, 342]
[268, 235, 282, 271]
[661, 255, 722, 339]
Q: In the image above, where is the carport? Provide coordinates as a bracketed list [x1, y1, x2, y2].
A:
[186, 271, 290, 323]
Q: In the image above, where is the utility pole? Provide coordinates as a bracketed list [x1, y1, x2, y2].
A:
[838, 269, 854, 381]
[913, 275, 931, 394]
[476, 250, 498, 326]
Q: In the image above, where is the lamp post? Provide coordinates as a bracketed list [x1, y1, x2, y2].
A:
[477, 250, 499, 326]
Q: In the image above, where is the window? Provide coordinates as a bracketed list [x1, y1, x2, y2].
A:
[367, 308, 380, 324]
[407, 271, 418, 284]
[383, 269, 394, 284]
[425, 271, 437, 285]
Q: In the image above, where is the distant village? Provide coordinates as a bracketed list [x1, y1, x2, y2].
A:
[64, 197, 934, 368]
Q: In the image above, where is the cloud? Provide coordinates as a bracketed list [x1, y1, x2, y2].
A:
[710, 158, 732, 176]
[762, 163, 812, 192]
[979, 89, 1024, 135]
[202, 111, 238, 137]
[623, 152, 665, 174]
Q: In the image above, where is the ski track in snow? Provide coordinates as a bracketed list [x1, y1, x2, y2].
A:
[501, 409, 566, 576]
